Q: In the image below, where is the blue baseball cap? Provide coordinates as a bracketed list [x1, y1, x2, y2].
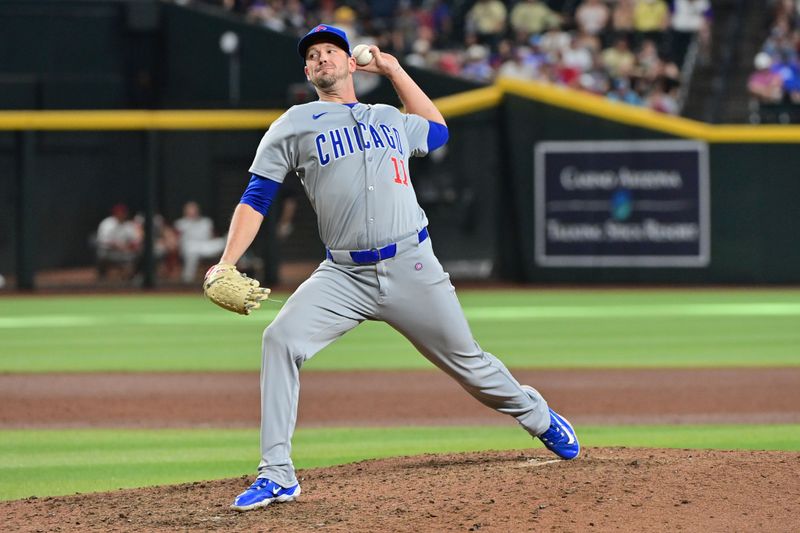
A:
[298, 24, 351, 60]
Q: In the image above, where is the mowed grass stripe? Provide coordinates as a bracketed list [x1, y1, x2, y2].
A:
[1, 290, 799, 372]
[4, 302, 800, 329]
[2, 425, 799, 501]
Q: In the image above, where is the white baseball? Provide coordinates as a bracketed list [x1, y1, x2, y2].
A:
[352, 44, 373, 66]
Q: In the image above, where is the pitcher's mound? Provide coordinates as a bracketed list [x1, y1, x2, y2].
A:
[3, 447, 799, 532]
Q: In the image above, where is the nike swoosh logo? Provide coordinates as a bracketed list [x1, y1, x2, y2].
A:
[312, 112, 328, 120]
[272, 485, 281, 495]
[556, 418, 576, 444]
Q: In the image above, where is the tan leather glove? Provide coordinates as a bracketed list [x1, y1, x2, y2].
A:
[203, 263, 270, 315]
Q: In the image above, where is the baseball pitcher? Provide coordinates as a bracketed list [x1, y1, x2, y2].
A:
[203, 24, 580, 512]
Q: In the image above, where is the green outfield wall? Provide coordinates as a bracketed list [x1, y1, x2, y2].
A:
[3, 84, 800, 287]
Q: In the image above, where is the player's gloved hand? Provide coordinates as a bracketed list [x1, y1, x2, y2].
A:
[203, 263, 271, 315]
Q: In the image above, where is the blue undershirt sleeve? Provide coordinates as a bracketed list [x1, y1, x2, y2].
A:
[239, 174, 282, 216]
[426, 121, 449, 152]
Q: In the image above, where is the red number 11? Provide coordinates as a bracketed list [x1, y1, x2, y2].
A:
[391, 156, 408, 186]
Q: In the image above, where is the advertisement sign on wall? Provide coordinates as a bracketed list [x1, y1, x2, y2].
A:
[535, 140, 710, 267]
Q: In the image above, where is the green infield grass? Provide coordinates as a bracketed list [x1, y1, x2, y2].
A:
[1, 289, 799, 372]
[2, 424, 799, 501]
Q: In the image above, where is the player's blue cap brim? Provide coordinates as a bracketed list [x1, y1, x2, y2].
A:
[298, 24, 351, 60]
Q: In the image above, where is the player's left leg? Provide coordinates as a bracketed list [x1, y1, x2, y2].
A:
[376, 237, 579, 459]
[232, 262, 379, 511]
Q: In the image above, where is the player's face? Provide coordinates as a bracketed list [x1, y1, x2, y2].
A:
[304, 42, 355, 90]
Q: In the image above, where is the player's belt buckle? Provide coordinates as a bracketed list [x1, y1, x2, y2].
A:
[379, 244, 397, 261]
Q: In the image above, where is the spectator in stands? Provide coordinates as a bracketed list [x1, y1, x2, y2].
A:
[200, 0, 715, 115]
[539, 28, 572, 57]
[534, 60, 561, 84]
[607, 77, 643, 105]
[132, 212, 180, 280]
[491, 39, 516, 70]
[461, 44, 494, 82]
[575, 0, 610, 39]
[669, 0, 712, 66]
[333, 5, 359, 43]
[283, 0, 306, 36]
[612, 0, 636, 43]
[436, 51, 463, 76]
[762, 17, 798, 64]
[748, 1, 800, 121]
[633, 38, 666, 81]
[771, 51, 800, 103]
[174, 201, 227, 283]
[554, 50, 582, 87]
[578, 59, 612, 95]
[748, 52, 785, 104]
[497, 45, 542, 80]
[509, 0, 562, 44]
[96, 203, 142, 280]
[465, 0, 508, 51]
[562, 35, 594, 74]
[646, 76, 679, 114]
[574, 30, 602, 55]
[247, 1, 286, 32]
[633, 0, 670, 49]
[427, 0, 454, 48]
[404, 36, 433, 69]
[771, 0, 799, 29]
[391, 2, 420, 55]
[602, 36, 636, 79]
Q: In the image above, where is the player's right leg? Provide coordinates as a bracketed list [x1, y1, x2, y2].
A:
[232, 261, 377, 511]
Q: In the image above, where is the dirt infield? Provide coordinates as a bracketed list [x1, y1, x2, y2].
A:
[2, 368, 800, 531]
[3, 448, 799, 532]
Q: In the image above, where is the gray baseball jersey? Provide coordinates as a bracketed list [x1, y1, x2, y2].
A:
[250, 101, 429, 250]
[248, 101, 551, 488]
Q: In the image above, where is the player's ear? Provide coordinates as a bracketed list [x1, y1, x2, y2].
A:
[348, 56, 357, 73]
[304, 65, 311, 81]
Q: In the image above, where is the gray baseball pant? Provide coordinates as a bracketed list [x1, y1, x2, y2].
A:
[257, 235, 550, 487]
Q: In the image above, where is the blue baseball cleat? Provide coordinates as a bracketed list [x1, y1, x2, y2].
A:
[538, 408, 580, 460]
[231, 478, 301, 511]
[521, 385, 580, 460]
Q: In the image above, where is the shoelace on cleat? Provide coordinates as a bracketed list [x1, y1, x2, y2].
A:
[248, 478, 271, 491]
[542, 424, 567, 445]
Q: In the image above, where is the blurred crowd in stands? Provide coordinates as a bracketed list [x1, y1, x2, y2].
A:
[748, 0, 800, 117]
[93, 184, 305, 283]
[95, 202, 211, 283]
[195, 0, 713, 115]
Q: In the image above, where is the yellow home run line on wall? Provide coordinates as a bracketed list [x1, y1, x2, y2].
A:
[0, 79, 798, 142]
[431, 86, 504, 118]
[495, 77, 800, 143]
[0, 110, 283, 130]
